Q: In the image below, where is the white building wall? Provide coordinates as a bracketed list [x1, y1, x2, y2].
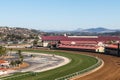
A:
[96, 47, 105, 53]
[43, 41, 49, 47]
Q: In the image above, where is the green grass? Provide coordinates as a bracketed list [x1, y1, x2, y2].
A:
[1, 49, 98, 80]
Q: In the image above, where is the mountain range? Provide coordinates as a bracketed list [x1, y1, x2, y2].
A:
[45, 27, 120, 33]
[75, 27, 120, 33]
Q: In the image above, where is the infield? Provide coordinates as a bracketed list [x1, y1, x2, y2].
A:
[0, 49, 100, 80]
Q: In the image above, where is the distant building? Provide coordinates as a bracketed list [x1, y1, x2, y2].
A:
[105, 44, 120, 56]
[0, 60, 10, 68]
[41, 36, 67, 47]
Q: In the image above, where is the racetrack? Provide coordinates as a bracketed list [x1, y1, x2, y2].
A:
[72, 51, 120, 80]
[0, 49, 98, 80]
[4, 48, 120, 80]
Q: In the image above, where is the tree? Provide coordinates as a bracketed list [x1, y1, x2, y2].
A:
[9, 48, 13, 56]
[33, 39, 38, 47]
[10, 60, 16, 67]
[0, 46, 7, 56]
[15, 60, 22, 66]
[17, 50, 24, 63]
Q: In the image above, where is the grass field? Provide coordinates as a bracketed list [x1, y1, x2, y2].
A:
[1, 49, 98, 80]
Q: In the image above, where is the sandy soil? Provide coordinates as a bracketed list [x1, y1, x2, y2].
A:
[3, 56, 15, 59]
[12, 62, 29, 70]
[20, 52, 70, 72]
[71, 51, 120, 80]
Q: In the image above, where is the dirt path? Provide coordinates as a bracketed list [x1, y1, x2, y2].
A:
[72, 51, 120, 80]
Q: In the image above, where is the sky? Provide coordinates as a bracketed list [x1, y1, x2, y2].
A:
[0, 0, 120, 31]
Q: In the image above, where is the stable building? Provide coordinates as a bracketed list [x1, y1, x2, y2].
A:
[105, 44, 120, 56]
[41, 35, 120, 53]
[41, 36, 67, 47]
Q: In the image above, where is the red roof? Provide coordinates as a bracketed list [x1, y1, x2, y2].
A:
[62, 37, 98, 41]
[59, 44, 97, 50]
[106, 44, 118, 49]
[41, 36, 67, 41]
[0, 60, 6, 64]
[0, 68, 8, 71]
[60, 41, 97, 45]
[41, 36, 120, 42]
[98, 36, 120, 41]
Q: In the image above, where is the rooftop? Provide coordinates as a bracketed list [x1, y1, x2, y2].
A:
[41, 36, 120, 42]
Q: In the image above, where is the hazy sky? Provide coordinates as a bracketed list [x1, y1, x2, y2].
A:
[0, 0, 120, 30]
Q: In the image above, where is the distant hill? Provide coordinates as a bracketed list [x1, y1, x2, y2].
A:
[0, 26, 44, 42]
[75, 27, 120, 33]
[0, 26, 42, 35]
[44, 27, 120, 33]
[43, 27, 120, 36]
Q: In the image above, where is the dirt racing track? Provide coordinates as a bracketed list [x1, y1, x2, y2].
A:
[73, 51, 120, 80]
